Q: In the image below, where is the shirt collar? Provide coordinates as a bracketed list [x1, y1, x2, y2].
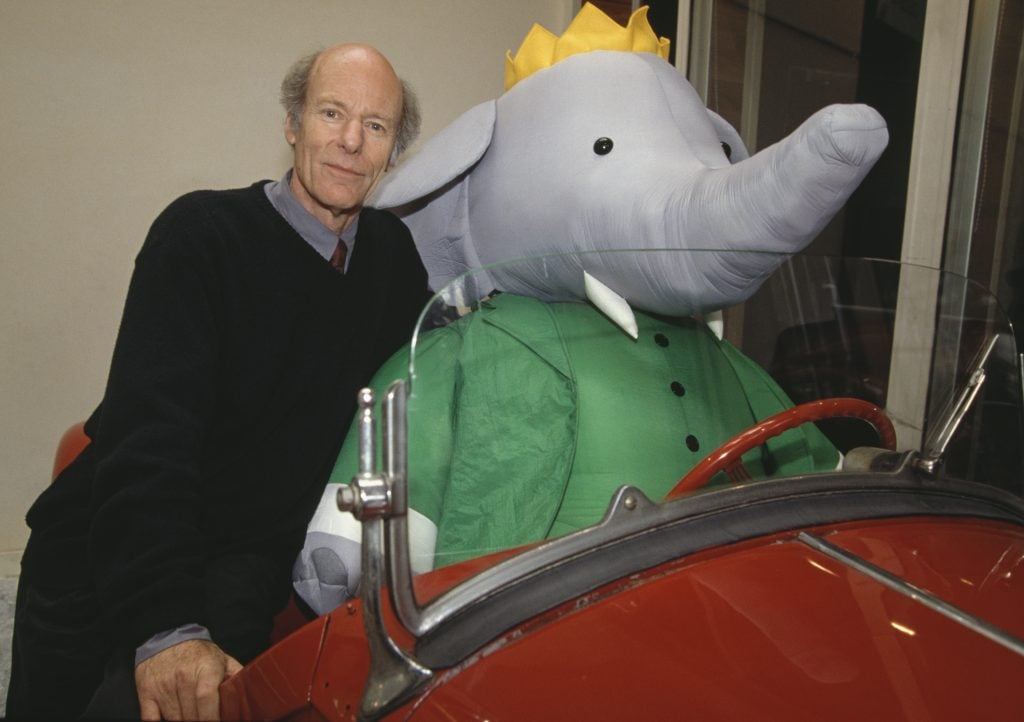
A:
[264, 170, 358, 263]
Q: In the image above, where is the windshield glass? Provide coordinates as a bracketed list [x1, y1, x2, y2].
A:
[395, 250, 1022, 574]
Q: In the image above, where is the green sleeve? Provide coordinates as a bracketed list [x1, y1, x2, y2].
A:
[432, 297, 577, 567]
[720, 340, 841, 474]
[328, 327, 464, 527]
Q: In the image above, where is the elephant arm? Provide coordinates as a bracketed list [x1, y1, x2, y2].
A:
[292, 330, 462, 615]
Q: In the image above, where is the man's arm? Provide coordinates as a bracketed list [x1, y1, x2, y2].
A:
[89, 204, 221, 645]
[87, 198, 233, 715]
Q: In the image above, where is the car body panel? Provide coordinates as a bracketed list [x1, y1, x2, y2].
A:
[407, 519, 1024, 721]
[221, 517, 1024, 721]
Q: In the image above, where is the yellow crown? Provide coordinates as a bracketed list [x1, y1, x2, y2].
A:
[504, 2, 671, 91]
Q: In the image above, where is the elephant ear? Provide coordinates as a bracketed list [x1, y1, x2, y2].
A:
[372, 99, 496, 207]
[371, 99, 497, 293]
[706, 109, 750, 162]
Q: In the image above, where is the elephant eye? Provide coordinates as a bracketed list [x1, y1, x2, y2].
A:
[721, 141, 732, 160]
[593, 137, 614, 155]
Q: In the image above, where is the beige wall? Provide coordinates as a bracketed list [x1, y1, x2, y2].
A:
[0, 0, 571, 574]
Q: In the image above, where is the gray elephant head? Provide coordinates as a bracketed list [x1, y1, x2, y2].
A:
[373, 38, 887, 318]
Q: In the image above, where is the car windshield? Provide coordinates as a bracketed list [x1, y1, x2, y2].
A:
[390, 250, 1023, 582]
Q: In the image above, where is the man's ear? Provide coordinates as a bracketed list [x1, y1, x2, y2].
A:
[284, 115, 297, 146]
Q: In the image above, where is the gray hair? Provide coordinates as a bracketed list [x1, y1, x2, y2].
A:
[280, 50, 421, 163]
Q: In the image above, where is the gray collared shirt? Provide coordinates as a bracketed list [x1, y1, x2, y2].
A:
[264, 170, 358, 270]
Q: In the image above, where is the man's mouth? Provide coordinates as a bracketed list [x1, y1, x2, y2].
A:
[325, 162, 362, 179]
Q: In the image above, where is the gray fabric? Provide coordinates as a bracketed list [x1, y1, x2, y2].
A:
[292, 531, 363, 616]
[134, 623, 212, 666]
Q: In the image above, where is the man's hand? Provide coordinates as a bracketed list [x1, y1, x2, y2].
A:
[135, 639, 242, 721]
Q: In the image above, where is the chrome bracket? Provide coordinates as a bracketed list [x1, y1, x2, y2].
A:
[338, 387, 432, 720]
[914, 333, 999, 477]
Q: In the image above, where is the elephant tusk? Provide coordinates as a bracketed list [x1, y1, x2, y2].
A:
[584, 271, 638, 340]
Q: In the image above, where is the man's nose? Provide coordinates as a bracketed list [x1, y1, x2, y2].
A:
[339, 120, 363, 154]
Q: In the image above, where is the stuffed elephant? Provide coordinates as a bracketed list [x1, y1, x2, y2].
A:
[374, 51, 887, 318]
[292, 3, 888, 615]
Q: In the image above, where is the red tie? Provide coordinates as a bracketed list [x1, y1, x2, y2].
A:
[330, 239, 347, 272]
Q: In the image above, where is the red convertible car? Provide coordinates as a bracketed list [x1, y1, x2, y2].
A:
[220, 251, 1024, 721]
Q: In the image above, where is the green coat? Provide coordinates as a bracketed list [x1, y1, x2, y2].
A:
[329, 294, 838, 567]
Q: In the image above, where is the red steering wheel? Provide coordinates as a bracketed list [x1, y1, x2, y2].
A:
[663, 397, 897, 501]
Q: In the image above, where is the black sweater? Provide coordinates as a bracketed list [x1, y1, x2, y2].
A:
[22, 182, 429, 660]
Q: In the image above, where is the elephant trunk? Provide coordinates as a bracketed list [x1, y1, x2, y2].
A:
[651, 103, 889, 314]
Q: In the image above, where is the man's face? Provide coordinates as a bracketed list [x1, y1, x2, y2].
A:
[286, 45, 402, 233]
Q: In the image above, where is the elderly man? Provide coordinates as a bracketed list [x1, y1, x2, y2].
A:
[7, 44, 429, 720]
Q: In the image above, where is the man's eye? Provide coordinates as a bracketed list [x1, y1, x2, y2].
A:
[323, 109, 339, 119]
[367, 122, 385, 133]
